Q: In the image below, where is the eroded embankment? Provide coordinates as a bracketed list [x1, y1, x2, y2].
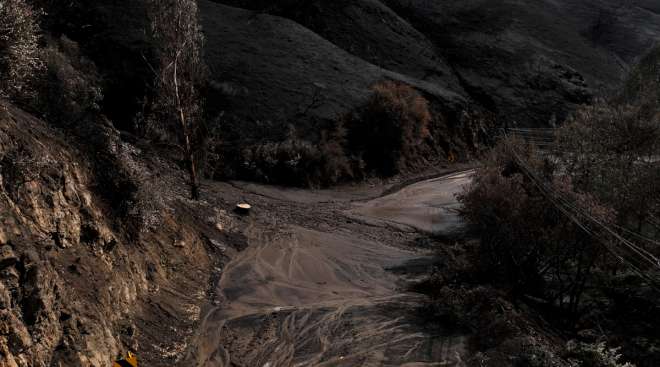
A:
[185, 172, 473, 367]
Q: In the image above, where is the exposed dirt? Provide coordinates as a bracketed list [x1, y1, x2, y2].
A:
[349, 170, 473, 234]
[0, 101, 234, 367]
[0, 99, 475, 367]
[183, 170, 474, 366]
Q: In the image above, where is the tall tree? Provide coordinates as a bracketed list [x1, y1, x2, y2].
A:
[146, 0, 205, 200]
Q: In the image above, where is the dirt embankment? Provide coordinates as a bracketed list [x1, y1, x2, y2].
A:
[0, 101, 240, 366]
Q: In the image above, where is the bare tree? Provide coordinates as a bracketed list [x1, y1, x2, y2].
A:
[146, 0, 206, 200]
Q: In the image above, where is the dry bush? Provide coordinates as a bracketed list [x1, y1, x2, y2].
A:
[241, 139, 320, 186]
[556, 100, 660, 231]
[0, 0, 43, 101]
[207, 81, 436, 185]
[346, 80, 432, 176]
[206, 116, 354, 187]
[317, 124, 354, 184]
[565, 342, 635, 367]
[36, 36, 103, 125]
[236, 131, 353, 187]
[458, 137, 615, 314]
[422, 283, 569, 367]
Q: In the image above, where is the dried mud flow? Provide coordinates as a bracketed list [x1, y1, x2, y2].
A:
[185, 171, 473, 367]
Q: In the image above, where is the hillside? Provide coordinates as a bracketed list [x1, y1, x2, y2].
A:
[205, 0, 660, 129]
[0, 101, 233, 366]
[1, 0, 659, 366]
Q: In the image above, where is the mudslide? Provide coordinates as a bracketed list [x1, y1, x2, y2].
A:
[349, 171, 473, 234]
[186, 171, 473, 367]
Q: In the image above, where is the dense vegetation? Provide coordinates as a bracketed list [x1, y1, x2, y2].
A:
[1, 0, 206, 199]
[429, 50, 660, 366]
[208, 80, 443, 186]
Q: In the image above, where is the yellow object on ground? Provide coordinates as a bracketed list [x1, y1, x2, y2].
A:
[113, 352, 138, 367]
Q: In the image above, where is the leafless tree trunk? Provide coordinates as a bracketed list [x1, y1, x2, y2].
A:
[173, 48, 200, 199]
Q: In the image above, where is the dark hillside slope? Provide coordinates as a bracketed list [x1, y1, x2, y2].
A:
[200, 0, 465, 127]
[206, 0, 660, 127]
[214, 0, 463, 93]
[384, 0, 660, 125]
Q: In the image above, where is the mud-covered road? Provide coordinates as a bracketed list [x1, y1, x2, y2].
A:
[185, 170, 474, 367]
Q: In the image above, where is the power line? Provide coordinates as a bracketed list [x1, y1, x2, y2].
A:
[500, 130, 660, 288]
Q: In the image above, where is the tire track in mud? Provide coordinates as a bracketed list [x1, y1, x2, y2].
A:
[185, 172, 473, 367]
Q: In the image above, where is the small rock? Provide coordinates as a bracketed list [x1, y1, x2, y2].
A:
[0, 246, 18, 269]
[0, 229, 7, 245]
[209, 239, 227, 253]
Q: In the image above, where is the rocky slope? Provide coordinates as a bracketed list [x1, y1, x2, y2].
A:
[0, 100, 240, 366]
[2, 0, 659, 365]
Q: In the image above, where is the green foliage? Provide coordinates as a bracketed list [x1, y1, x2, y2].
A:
[143, 0, 207, 199]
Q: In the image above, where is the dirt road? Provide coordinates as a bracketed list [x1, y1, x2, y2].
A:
[185, 170, 474, 367]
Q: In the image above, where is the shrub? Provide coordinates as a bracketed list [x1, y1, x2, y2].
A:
[205, 116, 354, 187]
[458, 137, 615, 315]
[345, 80, 432, 176]
[565, 342, 635, 367]
[556, 100, 660, 231]
[0, 0, 43, 101]
[36, 36, 103, 125]
[237, 133, 352, 187]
